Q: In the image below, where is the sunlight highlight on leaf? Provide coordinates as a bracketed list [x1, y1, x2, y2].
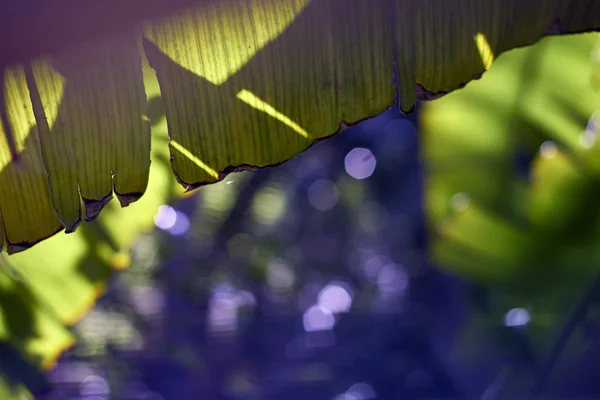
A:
[237, 90, 311, 139]
[0, 64, 65, 252]
[0, 63, 64, 171]
[143, 0, 311, 85]
[474, 33, 494, 70]
[170, 140, 219, 180]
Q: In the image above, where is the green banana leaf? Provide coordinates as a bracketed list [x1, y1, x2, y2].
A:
[0, 80, 178, 394]
[0, 3, 598, 395]
[0, 1, 598, 252]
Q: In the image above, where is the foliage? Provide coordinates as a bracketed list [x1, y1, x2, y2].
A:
[0, 104, 178, 396]
[0, 2, 599, 398]
[421, 32, 600, 396]
[423, 32, 600, 285]
[0, 1, 598, 251]
[34, 111, 454, 399]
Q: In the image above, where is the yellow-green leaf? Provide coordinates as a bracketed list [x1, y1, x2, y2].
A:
[0, 64, 63, 253]
[0, 107, 175, 374]
[34, 33, 151, 230]
[0, 1, 599, 250]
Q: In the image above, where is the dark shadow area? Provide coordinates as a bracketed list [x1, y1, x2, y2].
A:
[40, 110, 475, 399]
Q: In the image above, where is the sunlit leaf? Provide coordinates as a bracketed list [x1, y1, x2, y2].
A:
[35, 33, 150, 231]
[0, 3, 598, 390]
[0, 1, 597, 248]
[0, 106, 175, 378]
[0, 64, 63, 253]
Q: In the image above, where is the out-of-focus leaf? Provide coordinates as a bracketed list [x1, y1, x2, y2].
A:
[0, 264, 73, 370]
[424, 32, 600, 390]
[422, 33, 600, 284]
[0, 378, 31, 400]
[0, 1, 599, 249]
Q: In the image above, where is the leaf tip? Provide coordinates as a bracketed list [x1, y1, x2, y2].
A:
[82, 194, 113, 222]
[115, 192, 143, 207]
[6, 242, 33, 255]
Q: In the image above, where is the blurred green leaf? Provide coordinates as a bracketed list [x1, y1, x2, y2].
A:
[0, 378, 31, 400]
[422, 33, 600, 285]
[422, 33, 600, 385]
